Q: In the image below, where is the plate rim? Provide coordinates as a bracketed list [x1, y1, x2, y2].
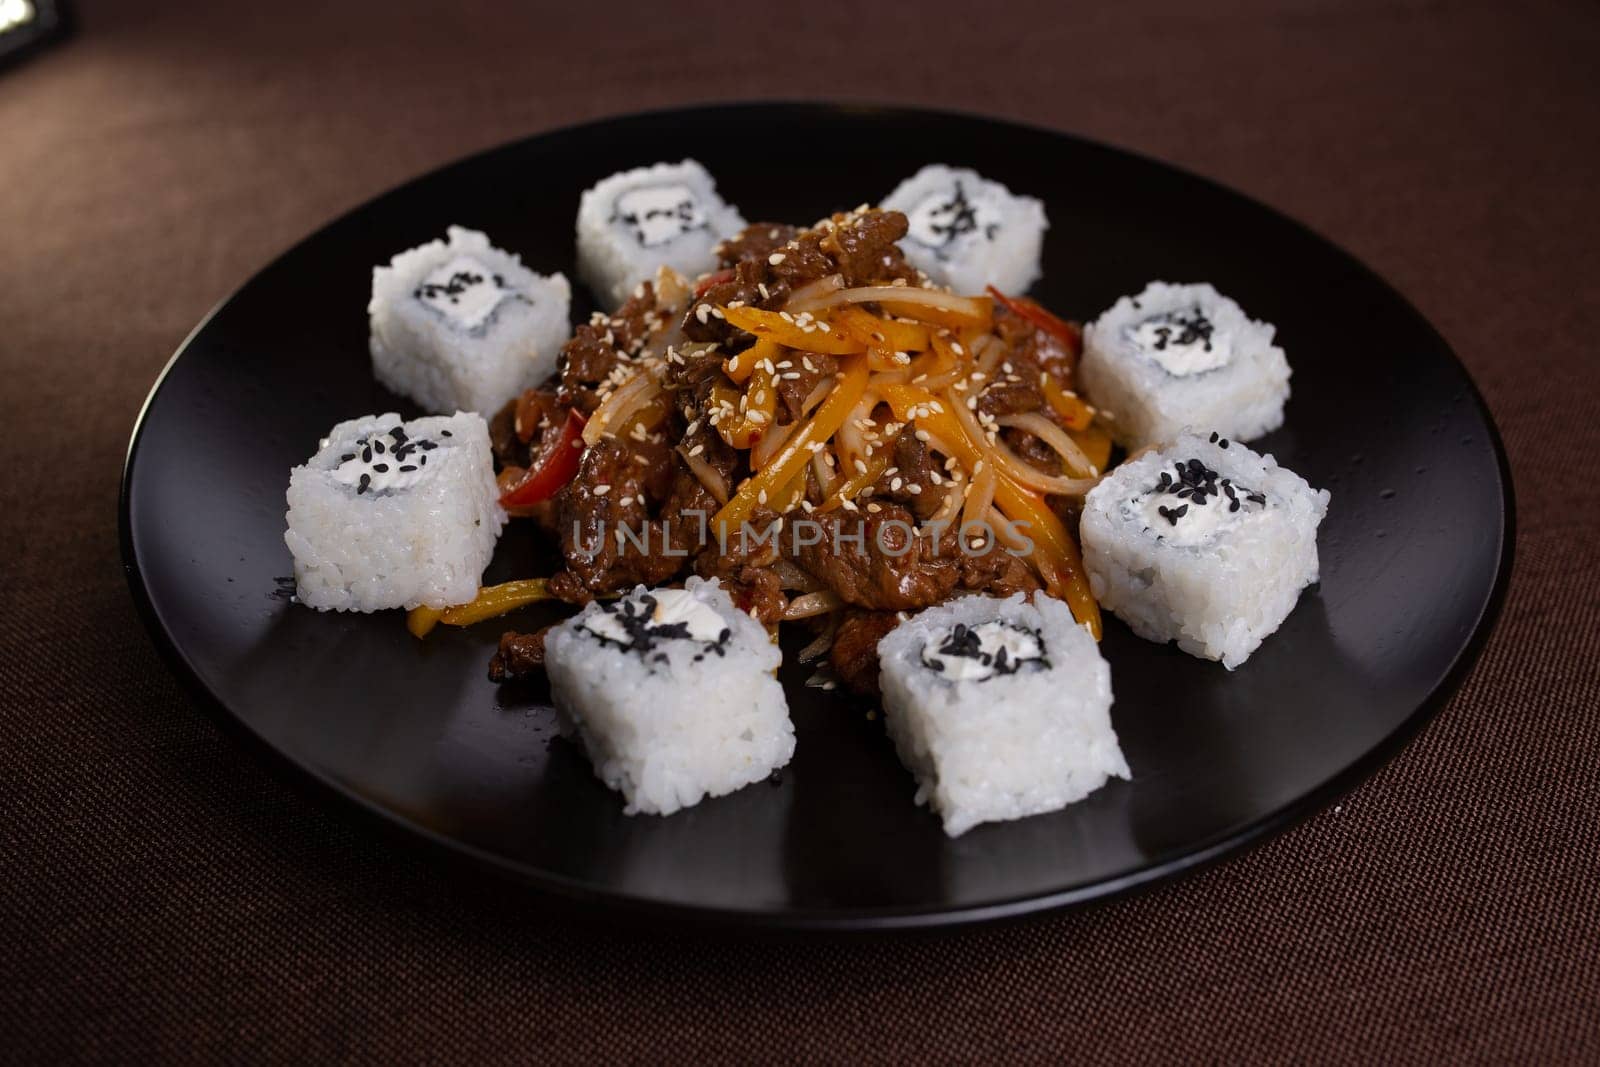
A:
[118, 100, 1518, 932]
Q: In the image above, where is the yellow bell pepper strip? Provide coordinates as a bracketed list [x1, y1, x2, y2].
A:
[1040, 374, 1094, 430]
[723, 336, 780, 384]
[406, 605, 445, 639]
[713, 355, 869, 537]
[1069, 423, 1114, 474]
[833, 307, 930, 370]
[877, 381, 943, 423]
[720, 306, 864, 356]
[877, 382, 1102, 637]
[713, 361, 778, 450]
[440, 578, 553, 626]
[876, 294, 992, 332]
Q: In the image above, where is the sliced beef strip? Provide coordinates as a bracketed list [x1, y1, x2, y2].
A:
[548, 436, 684, 600]
[557, 281, 661, 412]
[818, 209, 919, 287]
[955, 533, 1044, 598]
[870, 430, 945, 521]
[790, 502, 959, 612]
[772, 351, 838, 425]
[716, 223, 800, 267]
[682, 259, 792, 346]
[487, 626, 552, 684]
[829, 610, 901, 697]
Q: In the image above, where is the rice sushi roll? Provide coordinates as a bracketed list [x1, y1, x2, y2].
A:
[879, 164, 1047, 295]
[877, 594, 1128, 837]
[1080, 430, 1330, 668]
[284, 411, 505, 612]
[369, 226, 571, 415]
[576, 160, 747, 309]
[544, 578, 794, 816]
[1079, 281, 1291, 450]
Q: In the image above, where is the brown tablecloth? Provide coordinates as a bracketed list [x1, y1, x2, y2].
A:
[3, 1, 1597, 1061]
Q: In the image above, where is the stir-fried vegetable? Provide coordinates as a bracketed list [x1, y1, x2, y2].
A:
[405, 578, 556, 638]
[712, 355, 869, 537]
[500, 409, 587, 509]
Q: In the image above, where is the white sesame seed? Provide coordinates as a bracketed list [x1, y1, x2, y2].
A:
[769, 252, 787, 265]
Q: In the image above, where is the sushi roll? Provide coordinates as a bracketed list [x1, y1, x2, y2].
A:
[544, 578, 794, 816]
[877, 594, 1129, 837]
[576, 160, 747, 309]
[879, 164, 1047, 295]
[1080, 430, 1330, 669]
[1079, 281, 1291, 450]
[284, 411, 505, 612]
[369, 226, 571, 416]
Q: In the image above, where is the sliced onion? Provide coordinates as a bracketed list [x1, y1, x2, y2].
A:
[585, 367, 661, 446]
[678, 443, 729, 505]
[943, 385, 1098, 497]
[796, 617, 839, 664]
[753, 420, 798, 470]
[962, 462, 997, 535]
[996, 411, 1100, 478]
[783, 591, 843, 621]
[773, 559, 820, 592]
[811, 448, 839, 498]
[801, 285, 988, 321]
[783, 274, 845, 313]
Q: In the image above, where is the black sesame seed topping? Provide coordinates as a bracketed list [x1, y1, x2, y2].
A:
[372, 463, 389, 473]
[1158, 503, 1188, 524]
[440, 430, 452, 437]
[357, 473, 371, 495]
[922, 622, 1050, 678]
[399, 464, 417, 472]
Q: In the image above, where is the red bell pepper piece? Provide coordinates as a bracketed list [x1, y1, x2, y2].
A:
[499, 409, 587, 508]
[694, 268, 735, 298]
[987, 286, 1083, 356]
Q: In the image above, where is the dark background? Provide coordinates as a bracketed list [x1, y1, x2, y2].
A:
[3, 1, 1596, 1061]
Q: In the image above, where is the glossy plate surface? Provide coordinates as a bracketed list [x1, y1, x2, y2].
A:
[121, 104, 1512, 929]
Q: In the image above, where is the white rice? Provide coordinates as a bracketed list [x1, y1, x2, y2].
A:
[1080, 430, 1329, 668]
[877, 593, 1128, 837]
[284, 411, 504, 612]
[544, 577, 794, 816]
[369, 226, 571, 416]
[576, 160, 746, 309]
[880, 164, 1047, 295]
[1080, 281, 1290, 450]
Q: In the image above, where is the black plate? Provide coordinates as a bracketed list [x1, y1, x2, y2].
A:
[120, 103, 1512, 930]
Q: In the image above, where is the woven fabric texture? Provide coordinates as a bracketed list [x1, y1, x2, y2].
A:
[1, 1, 1596, 1062]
